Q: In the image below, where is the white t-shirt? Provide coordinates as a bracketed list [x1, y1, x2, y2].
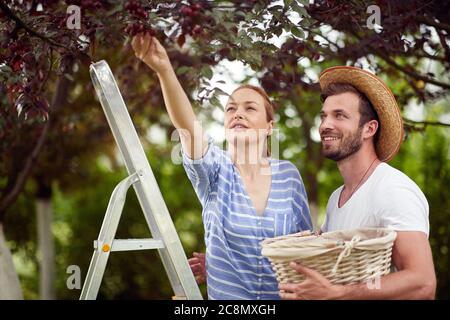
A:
[321, 163, 429, 236]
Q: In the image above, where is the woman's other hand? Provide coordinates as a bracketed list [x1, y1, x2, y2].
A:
[188, 252, 206, 285]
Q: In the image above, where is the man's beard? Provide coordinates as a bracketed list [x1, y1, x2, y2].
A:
[322, 127, 363, 161]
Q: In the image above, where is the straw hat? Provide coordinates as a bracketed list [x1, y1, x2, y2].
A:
[319, 66, 404, 162]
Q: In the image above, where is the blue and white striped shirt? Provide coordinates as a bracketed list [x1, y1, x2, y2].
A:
[182, 139, 312, 300]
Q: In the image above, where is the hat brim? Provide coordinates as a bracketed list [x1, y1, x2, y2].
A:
[319, 66, 404, 162]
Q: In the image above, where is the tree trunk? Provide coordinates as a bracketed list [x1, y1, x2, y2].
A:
[0, 222, 23, 299]
[0, 73, 72, 221]
[291, 91, 324, 230]
[0, 63, 72, 300]
[303, 164, 320, 230]
[36, 186, 55, 300]
[309, 202, 319, 231]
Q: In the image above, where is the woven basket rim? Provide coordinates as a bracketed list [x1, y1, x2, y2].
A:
[262, 228, 396, 285]
[261, 228, 397, 260]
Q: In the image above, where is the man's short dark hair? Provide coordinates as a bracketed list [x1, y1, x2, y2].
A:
[320, 82, 380, 142]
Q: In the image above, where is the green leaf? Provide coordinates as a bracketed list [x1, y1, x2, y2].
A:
[0, 64, 13, 74]
[246, 49, 262, 68]
[299, 16, 316, 28]
[248, 27, 264, 37]
[176, 66, 190, 76]
[235, 10, 246, 19]
[284, 0, 293, 7]
[269, 5, 284, 12]
[291, 26, 305, 39]
[223, 21, 236, 29]
[201, 66, 213, 80]
[292, 1, 308, 17]
[296, 0, 311, 7]
[245, 12, 255, 21]
[209, 95, 221, 108]
[213, 87, 229, 97]
[273, 25, 283, 37]
[241, 34, 254, 45]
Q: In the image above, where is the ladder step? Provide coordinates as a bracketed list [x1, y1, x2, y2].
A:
[94, 239, 165, 252]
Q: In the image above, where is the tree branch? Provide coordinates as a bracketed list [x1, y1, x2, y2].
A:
[39, 48, 53, 94]
[0, 75, 71, 220]
[416, 15, 450, 33]
[348, 30, 450, 89]
[404, 51, 448, 63]
[378, 51, 450, 89]
[404, 118, 450, 128]
[436, 28, 450, 58]
[0, 1, 67, 49]
[0, 122, 49, 219]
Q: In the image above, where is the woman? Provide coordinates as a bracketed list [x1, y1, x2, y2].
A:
[132, 33, 312, 300]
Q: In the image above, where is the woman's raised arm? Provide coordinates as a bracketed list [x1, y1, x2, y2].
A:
[132, 32, 207, 159]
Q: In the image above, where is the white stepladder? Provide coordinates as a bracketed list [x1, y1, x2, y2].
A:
[80, 60, 202, 300]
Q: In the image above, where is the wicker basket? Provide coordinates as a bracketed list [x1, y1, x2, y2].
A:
[261, 228, 396, 285]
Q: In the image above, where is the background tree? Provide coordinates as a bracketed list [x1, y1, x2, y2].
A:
[0, 0, 448, 299]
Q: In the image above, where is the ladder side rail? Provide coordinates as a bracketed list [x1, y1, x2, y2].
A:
[90, 62, 140, 175]
[134, 171, 203, 299]
[89, 61, 202, 300]
[80, 174, 138, 300]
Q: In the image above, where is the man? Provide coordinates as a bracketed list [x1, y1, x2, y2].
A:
[279, 66, 436, 300]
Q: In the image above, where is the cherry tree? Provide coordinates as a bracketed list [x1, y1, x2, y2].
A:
[0, 0, 448, 298]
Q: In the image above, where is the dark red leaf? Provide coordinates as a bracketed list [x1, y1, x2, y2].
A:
[177, 34, 186, 47]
